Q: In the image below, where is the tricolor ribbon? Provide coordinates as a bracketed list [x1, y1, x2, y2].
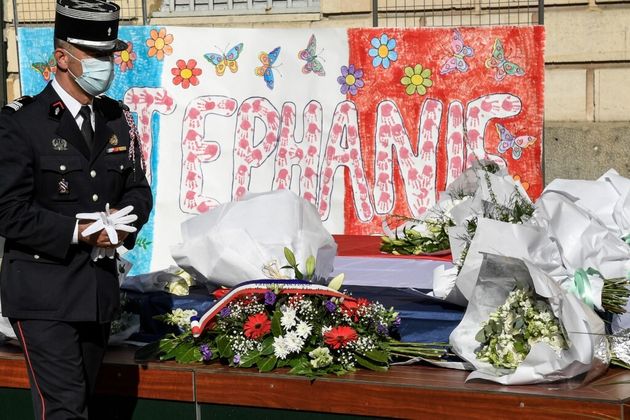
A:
[191, 280, 350, 337]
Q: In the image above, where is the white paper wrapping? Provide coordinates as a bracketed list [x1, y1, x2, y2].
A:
[454, 218, 568, 303]
[450, 253, 607, 385]
[171, 189, 337, 287]
[532, 190, 629, 280]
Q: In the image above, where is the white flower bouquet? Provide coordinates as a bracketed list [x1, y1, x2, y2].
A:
[450, 253, 607, 385]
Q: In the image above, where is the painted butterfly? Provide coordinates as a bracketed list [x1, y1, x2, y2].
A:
[485, 39, 525, 81]
[255, 46, 281, 90]
[204, 43, 244, 76]
[32, 54, 57, 81]
[440, 29, 474, 75]
[496, 123, 536, 160]
[298, 34, 325, 76]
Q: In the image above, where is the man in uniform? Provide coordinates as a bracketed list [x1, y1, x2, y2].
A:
[0, 0, 153, 418]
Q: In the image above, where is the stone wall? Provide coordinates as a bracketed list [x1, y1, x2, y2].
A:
[3, 0, 629, 181]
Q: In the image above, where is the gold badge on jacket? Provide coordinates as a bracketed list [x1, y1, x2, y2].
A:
[109, 134, 118, 146]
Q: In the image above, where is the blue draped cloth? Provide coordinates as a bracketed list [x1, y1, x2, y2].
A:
[123, 285, 464, 344]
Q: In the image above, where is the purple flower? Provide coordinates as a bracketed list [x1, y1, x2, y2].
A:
[325, 300, 336, 313]
[377, 323, 389, 336]
[393, 315, 401, 328]
[200, 344, 212, 361]
[233, 354, 241, 365]
[219, 307, 231, 318]
[264, 291, 277, 306]
[337, 64, 364, 96]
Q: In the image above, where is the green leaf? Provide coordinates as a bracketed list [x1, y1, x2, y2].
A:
[271, 311, 282, 337]
[327, 273, 345, 291]
[261, 336, 274, 356]
[170, 341, 196, 362]
[162, 340, 189, 361]
[289, 364, 313, 376]
[176, 346, 202, 364]
[284, 247, 297, 267]
[364, 350, 389, 363]
[257, 356, 278, 372]
[295, 267, 303, 280]
[475, 328, 486, 343]
[239, 351, 261, 368]
[277, 358, 291, 368]
[217, 335, 233, 357]
[305, 256, 316, 279]
[354, 354, 388, 372]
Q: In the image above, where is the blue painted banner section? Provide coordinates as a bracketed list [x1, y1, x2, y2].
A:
[17, 26, 163, 275]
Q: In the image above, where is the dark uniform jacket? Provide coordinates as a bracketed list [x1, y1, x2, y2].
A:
[0, 82, 153, 322]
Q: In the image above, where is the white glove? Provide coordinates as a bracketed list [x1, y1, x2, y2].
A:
[76, 203, 138, 261]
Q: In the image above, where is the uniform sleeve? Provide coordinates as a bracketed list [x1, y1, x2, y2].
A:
[114, 121, 153, 250]
[0, 114, 77, 259]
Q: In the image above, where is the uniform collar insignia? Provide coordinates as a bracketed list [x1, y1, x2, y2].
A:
[49, 100, 66, 120]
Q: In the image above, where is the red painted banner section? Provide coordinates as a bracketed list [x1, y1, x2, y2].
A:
[345, 26, 544, 234]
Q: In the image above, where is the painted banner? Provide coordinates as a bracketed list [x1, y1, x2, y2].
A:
[18, 26, 545, 274]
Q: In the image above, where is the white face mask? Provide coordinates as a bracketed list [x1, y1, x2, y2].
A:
[64, 49, 114, 96]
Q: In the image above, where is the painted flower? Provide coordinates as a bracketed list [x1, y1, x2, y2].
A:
[401, 64, 433, 96]
[324, 326, 358, 350]
[337, 65, 364, 96]
[513, 175, 530, 191]
[146, 28, 174, 61]
[243, 313, 271, 340]
[114, 41, 136, 72]
[368, 34, 398, 69]
[171, 59, 202, 89]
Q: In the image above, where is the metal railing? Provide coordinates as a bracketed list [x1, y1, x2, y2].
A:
[9, 0, 145, 25]
[155, 0, 320, 16]
[372, 0, 544, 27]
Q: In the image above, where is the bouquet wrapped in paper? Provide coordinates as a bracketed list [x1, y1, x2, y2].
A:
[450, 253, 608, 385]
[543, 169, 630, 240]
[171, 190, 337, 287]
[432, 162, 533, 304]
[446, 218, 567, 305]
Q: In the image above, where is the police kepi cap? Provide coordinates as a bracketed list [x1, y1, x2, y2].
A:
[54, 0, 127, 52]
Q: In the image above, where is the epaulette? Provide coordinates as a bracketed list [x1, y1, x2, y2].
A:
[1, 96, 34, 115]
[96, 95, 128, 119]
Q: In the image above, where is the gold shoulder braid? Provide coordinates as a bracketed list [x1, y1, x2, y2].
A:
[122, 108, 146, 180]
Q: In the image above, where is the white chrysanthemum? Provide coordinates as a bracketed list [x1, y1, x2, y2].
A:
[284, 331, 305, 353]
[295, 321, 312, 339]
[273, 336, 290, 360]
[281, 306, 297, 329]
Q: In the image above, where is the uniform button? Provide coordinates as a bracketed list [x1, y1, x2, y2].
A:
[119, 164, 124, 171]
[59, 165, 66, 171]
[34, 254, 40, 260]
[90, 170, 97, 178]
[92, 194, 99, 202]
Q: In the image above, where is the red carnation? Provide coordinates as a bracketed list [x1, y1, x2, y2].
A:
[341, 299, 360, 321]
[324, 326, 358, 349]
[356, 298, 370, 307]
[243, 313, 271, 340]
